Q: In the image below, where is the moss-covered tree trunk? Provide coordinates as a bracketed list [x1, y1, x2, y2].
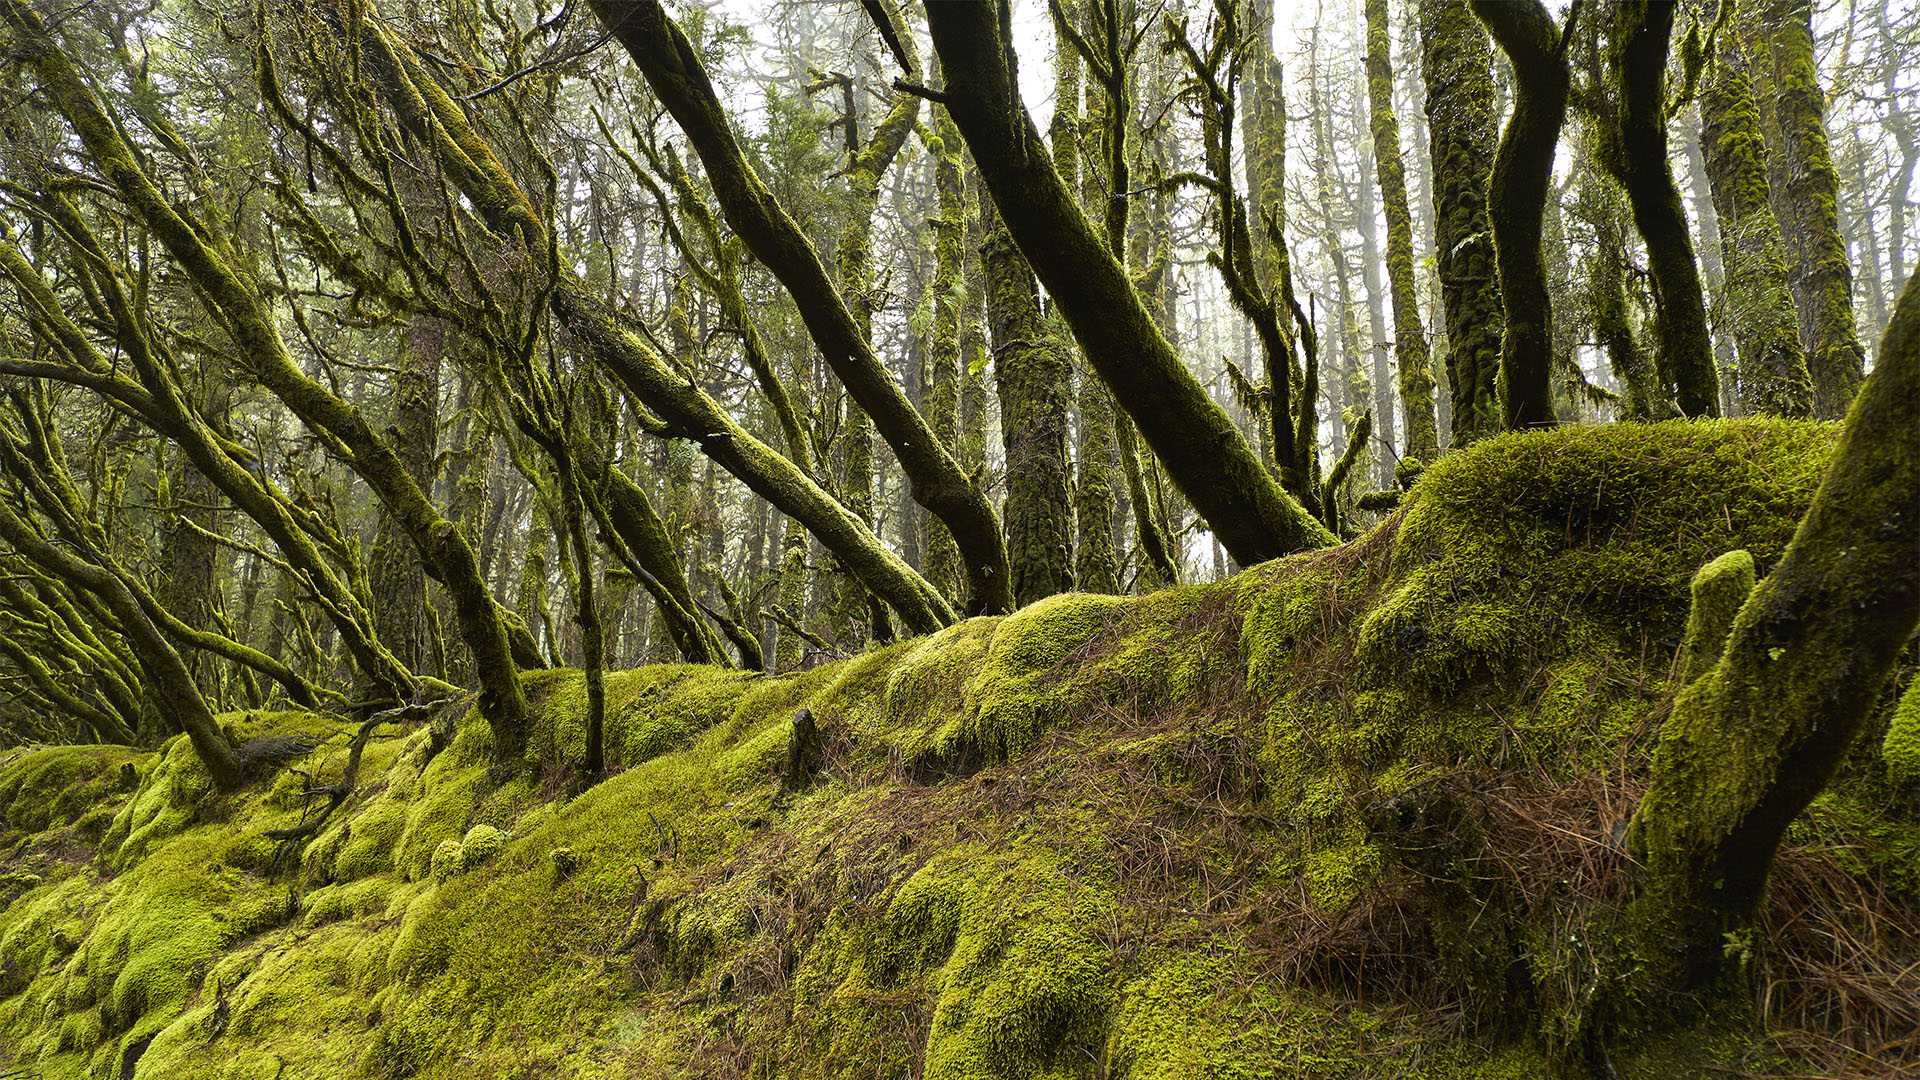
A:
[1740, 0, 1866, 419]
[346, 13, 956, 640]
[2, 0, 537, 761]
[0, 499, 243, 789]
[1679, 110, 1741, 418]
[367, 318, 441, 676]
[1364, 0, 1438, 473]
[1418, 0, 1505, 442]
[1608, 0, 1720, 418]
[924, 0, 1334, 568]
[981, 194, 1076, 605]
[1471, 0, 1572, 430]
[922, 108, 968, 610]
[1699, 25, 1814, 417]
[1072, 79, 1122, 596]
[1578, 174, 1664, 421]
[1623, 268, 1920, 1012]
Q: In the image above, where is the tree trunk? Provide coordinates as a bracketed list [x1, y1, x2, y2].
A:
[1742, 0, 1866, 418]
[1623, 268, 1920, 1009]
[1700, 25, 1814, 417]
[981, 195, 1076, 605]
[367, 317, 441, 676]
[1418, 0, 1505, 442]
[924, 0, 1334, 568]
[1364, 0, 1438, 473]
[1608, 0, 1720, 418]
[586, 0, 1013, 618]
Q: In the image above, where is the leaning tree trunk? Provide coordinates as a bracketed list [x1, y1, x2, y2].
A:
[344, 11, 957, 639]
[585, 0, 1013, 618]
[924, 0, 1334, 568]
[1621, 267, 1920, 1018]
[0, 499, 244, 790]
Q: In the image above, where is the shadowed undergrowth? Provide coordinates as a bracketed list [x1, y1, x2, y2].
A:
[0, 419, 1914, 1079]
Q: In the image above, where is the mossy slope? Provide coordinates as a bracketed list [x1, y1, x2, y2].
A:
[0, 420, 1912, 1079]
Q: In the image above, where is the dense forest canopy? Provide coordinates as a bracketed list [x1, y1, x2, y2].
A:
[0, 0, 1916, 1075]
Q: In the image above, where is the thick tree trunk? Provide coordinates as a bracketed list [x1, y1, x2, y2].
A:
[1418, 0, 1505, 442]
[1742, 0, 1866, 418]
[367, 318, 441, 675]
[1700, 26, 1815, 417]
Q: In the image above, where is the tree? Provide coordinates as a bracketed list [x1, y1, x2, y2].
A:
[1418, 0, 1505, 442]
[1620, 265, 1920, 1026]
[1472, 0, 1578, 430]
[1364, 0, 1439, 471]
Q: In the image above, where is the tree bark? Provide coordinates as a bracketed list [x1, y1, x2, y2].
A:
[1418, 0, 1505, 442]
[1608, 0, 1720, 418]
[1742, 0, 1866, 419]
[981, 198, 1076, 605]
[1363, 0, 1435, 472]
[1699, 25, 1814, 417]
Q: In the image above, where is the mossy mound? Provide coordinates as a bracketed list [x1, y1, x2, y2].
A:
[0, 420, 1913, 1080]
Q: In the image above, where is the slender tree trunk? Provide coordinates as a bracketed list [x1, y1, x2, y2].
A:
[1609, 0, 1719, 417]
[922, 113, 967, 609]
[1365, 0, 1437, 473]
[1679, 108, 1742, 417]
[1472, 0, 1573, 430]
[981, 195, 1076, 605]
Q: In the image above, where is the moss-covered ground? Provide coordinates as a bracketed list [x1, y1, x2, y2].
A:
[0, 420, 1913, 1079]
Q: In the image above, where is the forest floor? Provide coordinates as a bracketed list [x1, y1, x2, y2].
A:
[0, 418, 1914, 1079]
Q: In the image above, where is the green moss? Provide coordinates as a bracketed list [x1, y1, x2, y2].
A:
[1883, 677, 1920, 783]
[1680, 550, 1756, 681]
[458, 824, 504, 870]
[0, 422, 1897, 1080]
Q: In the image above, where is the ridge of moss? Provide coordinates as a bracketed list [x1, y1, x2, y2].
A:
[0, 419, 1903, 1080]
